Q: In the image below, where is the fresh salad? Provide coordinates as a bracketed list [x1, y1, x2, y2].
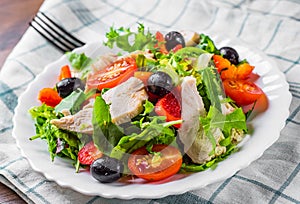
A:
[29, 24, 267, 183]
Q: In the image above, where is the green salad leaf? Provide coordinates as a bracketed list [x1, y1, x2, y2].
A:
[29, 104, 81, 167]
[110, 116, 177, 160]
[103, 23, 156, 52]
[181, 144, 237, 172]
[66, 52, 92, 71]
[198, 33, 220, 54]
[92, 95, 124, 155]
[199, 66, 225, 112]
[55, 89, 86, 114]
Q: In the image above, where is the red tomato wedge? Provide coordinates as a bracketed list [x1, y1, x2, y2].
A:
[38, 88, 62, 107]
[78, 141, 103, 165]
[213, 55, 254, 80]
[223, 79, 263, 106]
[128, 144, 182, 181]
[155, 92, 181, 128]
[86, 57, 137, 90]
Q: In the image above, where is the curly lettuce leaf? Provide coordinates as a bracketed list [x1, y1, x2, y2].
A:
[66, 52, 92, 71]
[103, 23, 156, 52]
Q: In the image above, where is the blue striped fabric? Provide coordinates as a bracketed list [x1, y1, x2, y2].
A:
[0, 0, 299, 203]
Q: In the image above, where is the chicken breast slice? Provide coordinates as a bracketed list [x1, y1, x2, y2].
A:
[102, 77, 148, 125]
[178, 76, 206, 152]
[51, 106, 93, 135]
[178, 76, 225, 164]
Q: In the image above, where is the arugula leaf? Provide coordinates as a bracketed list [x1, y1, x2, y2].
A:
[92, 95, 124, 155]
[29, 104, 81, 165]
[103, 23, 156, 52]
[110, 117, 177, 160]
[181, 144, 237, 172]
[199, 67, 225, 112]
[198, 34, 220, 54]
[200, 106, 247, 141]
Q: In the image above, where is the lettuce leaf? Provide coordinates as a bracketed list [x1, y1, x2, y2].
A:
[92, 95, 124, 155]
[103, 23, 156, 52]
[55, 89, 86, 114]
[29, 104, 81, 166]
[66, 52, 92, 71]
[197, 34, 220, 54]
[109, 116, 176, 160]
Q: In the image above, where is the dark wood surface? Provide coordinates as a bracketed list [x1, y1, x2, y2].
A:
[0, 0, 44, 203]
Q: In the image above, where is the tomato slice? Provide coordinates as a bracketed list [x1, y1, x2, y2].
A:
[213, 55, 254, 80]
[86, 57, 137, 90]
[223, 79, 263, 106]
[128, 144, 182, 181]
[78, 141, 103, 165]
[155, 92, 181, 128]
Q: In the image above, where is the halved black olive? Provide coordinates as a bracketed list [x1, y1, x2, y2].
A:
[56, 77, 85, 98]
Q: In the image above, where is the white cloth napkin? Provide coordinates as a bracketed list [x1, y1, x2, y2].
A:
[1, 0, 299, 203]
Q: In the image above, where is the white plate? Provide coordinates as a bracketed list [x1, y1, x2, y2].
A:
[12, 35, 291, 199]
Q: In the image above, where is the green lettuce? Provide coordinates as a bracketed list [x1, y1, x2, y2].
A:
[110, 116, 177, 160]
[29, 104, 81, 167]
[197, 33, 220, 54]
[54, 89, 86, 114]
[92, 95, 124, 155]
[103, 23, 156, 52]
[66, 52, 92, 71]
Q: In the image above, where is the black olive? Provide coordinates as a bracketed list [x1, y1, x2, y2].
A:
[56, 77, 85, 98]
[90, 155, 124, 183]
[165, 31, 185, 51]
[146, 71, 173, 98]
[219, 47, 239, 65]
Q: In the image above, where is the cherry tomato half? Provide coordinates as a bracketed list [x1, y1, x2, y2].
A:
[78, 141, 103, 165]
[128, 144, 182, 181]
[86, 57, 137, 90]
[213, 55, 254, 80]
[223, 79, 263, 106]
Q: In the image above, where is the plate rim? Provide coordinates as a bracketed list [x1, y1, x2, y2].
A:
[12, 35, 292, 199]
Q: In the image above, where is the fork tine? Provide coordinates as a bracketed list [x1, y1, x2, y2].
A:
[30, 11, 85, 52]
[40, 12, 85, 46]
[29, 21, 68, 53]
[33, 14, 77, 51]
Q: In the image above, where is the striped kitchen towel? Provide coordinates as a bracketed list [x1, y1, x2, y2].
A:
[0, 0, 299, 203]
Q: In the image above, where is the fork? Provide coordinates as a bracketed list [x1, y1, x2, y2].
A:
[29, 11, 86, 53]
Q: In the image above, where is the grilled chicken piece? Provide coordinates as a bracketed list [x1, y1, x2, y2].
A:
[102, 77, 148, 125]
[50, 105, 93, 135]
[178, 76, 206, 152]
[178, 76, 225, 164]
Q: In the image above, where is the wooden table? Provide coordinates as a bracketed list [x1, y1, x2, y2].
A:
[0, 0, 44, 203]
